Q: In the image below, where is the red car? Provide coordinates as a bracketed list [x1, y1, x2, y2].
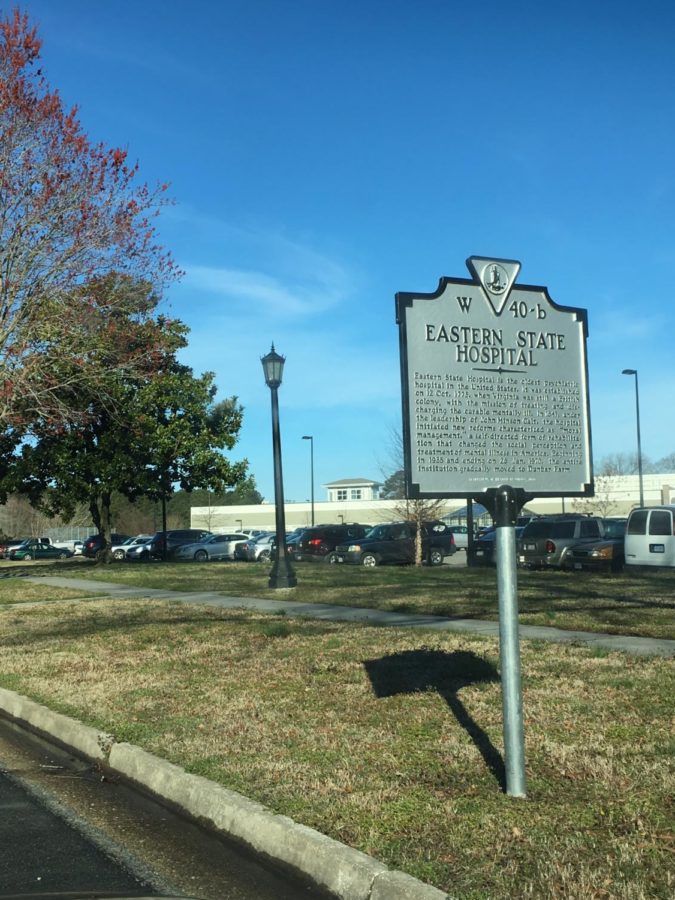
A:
[0, 539, 27, 559]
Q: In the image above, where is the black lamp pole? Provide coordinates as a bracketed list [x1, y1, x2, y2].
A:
[262, 345, 297, 588]
[302, 435, 315, 526]
[622, 369, 645, 507]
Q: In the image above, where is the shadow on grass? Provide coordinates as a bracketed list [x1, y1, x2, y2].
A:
[393, 568, 675, 622]
[364, 648, 506, 791]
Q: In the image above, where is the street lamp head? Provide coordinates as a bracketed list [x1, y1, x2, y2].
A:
[622, 368, 637, 376]
[261, 344, 285, 388]
[302, 435, 312, 441]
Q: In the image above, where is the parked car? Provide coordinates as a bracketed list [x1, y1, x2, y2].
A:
[234, 537, 252, 561]
[270, 529, 307, 562]
[0, 539, 25, 559]
[143, 529, 213, 560]
[239, 529, 269, 539]
[624, 506, 675, 568]
[9, 539, 73, 561]
[174, 532, 249, 562]
[125, 540, 155, 561]
[517, 515, 606, 569]
[467, 526, 527, 566]
[565, 518, 628, 572]
[292, 523, 370, 563]
[335, 521, 455, 567]
[45, 539, 86, 556]
[234, 532, 274, 562]
[468, 527, 497, 566]
[445, 524, 470, 550]
[82, 533, 132, 559]
[110, 535, 152, 561]
[517, 515, 539, 529]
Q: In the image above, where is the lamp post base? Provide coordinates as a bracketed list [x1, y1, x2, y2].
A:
[268, 558, 297, 589]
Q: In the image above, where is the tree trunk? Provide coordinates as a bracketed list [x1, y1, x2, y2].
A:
[161, 489, 167, 561]
[89, 498, 102, 534]
[99, 491, 114, 563]
[415, 515, 423, 566]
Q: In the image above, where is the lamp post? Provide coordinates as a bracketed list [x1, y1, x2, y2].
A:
[622, 369, 644, 507]
[261, 345, 297, 588]
[302, 435, 315, 526]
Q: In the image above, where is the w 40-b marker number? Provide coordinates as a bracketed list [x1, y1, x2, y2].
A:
[509, 300, 547, 319]
[456, 295, 547, 319]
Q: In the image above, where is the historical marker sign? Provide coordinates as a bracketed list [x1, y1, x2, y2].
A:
[396, 257, 593, 499]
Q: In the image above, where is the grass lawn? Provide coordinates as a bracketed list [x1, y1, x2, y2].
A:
[0, 593, 672, 899]
[10, 556, 675, 640]
[0, 576, 96, 606]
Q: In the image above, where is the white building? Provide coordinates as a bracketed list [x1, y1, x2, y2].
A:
[190, 474, 675, 533]
[323, 478, 382, 502]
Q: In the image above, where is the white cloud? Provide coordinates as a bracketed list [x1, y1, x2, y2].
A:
[185, 265, 314, 314]
[168, 212, 357, 319]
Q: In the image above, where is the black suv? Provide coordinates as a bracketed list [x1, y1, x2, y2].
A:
[291, 523, 370, 563]
[517, 515, 605, 568]
[335, 521, 455, 567]
[565, 518, 628, 572]
[82, 533, 131, 559]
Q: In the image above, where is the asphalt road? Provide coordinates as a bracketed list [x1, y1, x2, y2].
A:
[0, 765, 156, 897]
[0, 718, 324, 900]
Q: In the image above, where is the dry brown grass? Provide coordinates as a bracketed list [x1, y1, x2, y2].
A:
[0, 579, 93, 605]
[0, 597, 672, 898]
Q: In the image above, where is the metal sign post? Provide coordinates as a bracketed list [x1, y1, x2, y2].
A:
[396, 257, 593, 798]
[485, 485, 527, 797]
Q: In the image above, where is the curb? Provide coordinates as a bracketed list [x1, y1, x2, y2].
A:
[0, 687, 450, 900]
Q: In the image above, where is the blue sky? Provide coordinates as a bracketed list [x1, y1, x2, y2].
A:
[20, 0, 675, 501]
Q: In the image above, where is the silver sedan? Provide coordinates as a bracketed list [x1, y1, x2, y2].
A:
[174, 533, 249, 562]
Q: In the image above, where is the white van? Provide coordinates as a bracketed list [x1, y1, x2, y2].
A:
[624, 506, 675, 568]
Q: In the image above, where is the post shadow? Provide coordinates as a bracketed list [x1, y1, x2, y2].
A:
[363, 649, 506, 791]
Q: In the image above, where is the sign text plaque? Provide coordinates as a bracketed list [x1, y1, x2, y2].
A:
[396, 257, 593, 499]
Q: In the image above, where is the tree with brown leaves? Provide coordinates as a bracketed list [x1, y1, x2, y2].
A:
[0, 9, 179, 431]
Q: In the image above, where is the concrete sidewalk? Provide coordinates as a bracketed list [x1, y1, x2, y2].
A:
[23, 575, 675, 658]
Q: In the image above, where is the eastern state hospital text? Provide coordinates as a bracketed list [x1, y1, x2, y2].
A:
[424, 324, 566, 368]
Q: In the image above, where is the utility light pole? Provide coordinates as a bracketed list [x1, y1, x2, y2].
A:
[302, 435, 315, 526]
[622, 369, 645, 507]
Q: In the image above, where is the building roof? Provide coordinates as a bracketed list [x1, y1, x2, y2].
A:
[323, 478, 382, 488]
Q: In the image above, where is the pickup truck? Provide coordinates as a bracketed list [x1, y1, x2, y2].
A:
[335, 520, 455, 567]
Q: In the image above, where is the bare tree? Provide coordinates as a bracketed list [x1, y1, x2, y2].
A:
[196, 496, 221, 532]
[381, 424, 447, 565]
[572, 475, 620, 518]
[1, 494, 56, 538]
[392, 495, 446, 565]
[597, 452, 653, 476]
[654, 452, 675, 473]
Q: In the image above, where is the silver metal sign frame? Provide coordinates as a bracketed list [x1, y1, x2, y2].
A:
[396, 256, 594, 501]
